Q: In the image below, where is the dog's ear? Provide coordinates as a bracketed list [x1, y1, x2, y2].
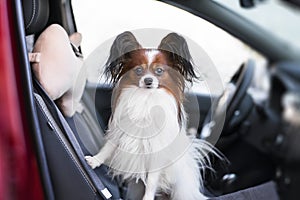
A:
[105, 31, 142, 84]
[158, 33, 197, 82]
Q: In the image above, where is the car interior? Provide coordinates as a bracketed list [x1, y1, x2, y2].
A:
[16, 0, 300, 199]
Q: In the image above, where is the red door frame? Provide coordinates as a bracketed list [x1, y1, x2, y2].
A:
[0, 0, 44, 199]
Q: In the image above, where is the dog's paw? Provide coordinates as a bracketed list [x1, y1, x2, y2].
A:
[85, 156, 102, 169]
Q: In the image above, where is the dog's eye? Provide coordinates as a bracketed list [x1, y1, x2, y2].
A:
[155, 67, 164, 75]
[135, 67, 143, 75]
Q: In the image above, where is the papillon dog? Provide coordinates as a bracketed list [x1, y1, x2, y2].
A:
[85, 31, 216, 200]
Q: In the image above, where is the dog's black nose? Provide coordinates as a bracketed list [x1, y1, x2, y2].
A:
[144, 77, 153, 86]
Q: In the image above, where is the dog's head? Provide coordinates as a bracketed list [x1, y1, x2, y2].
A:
[105, 32, 197, 122]
[104, 31, 197, 92]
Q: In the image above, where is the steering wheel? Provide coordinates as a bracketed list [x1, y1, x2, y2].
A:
[200, 59, 255, 140]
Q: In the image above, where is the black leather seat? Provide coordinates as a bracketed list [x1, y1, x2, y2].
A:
[22, 0, 121, 199]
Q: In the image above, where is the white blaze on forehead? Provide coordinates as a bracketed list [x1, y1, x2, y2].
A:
[146, 49, 159, 64]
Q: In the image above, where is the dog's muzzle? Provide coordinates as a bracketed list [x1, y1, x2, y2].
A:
[139, 75, 159, 89]
[144, 77, 153, 86]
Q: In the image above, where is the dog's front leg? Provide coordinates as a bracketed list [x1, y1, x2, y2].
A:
[85, 140, 115, 169]
[143, 171, 160, 200]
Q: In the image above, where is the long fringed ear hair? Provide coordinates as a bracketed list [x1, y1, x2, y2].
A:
[104, 31, 142, 84]
[158, 33, 197, 83]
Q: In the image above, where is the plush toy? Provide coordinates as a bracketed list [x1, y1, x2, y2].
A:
[29, 24, 86, 117]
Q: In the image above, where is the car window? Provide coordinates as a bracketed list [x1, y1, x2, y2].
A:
[214, 0, 300, 52]
[71, 0, 267, 95]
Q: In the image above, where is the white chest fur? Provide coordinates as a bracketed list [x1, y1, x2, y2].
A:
[86, 86, 212, 200]
[106, 87, 185, 180]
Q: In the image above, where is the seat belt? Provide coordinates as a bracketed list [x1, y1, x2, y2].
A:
[55, 105, 114, 200]
[33, 78, 118, 199]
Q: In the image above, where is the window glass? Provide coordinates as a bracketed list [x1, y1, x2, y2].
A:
[214, 0, 300, 52]
[72, 0, 267, 95]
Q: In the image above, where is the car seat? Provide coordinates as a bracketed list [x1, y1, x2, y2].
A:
[23, 0, 121, 199]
